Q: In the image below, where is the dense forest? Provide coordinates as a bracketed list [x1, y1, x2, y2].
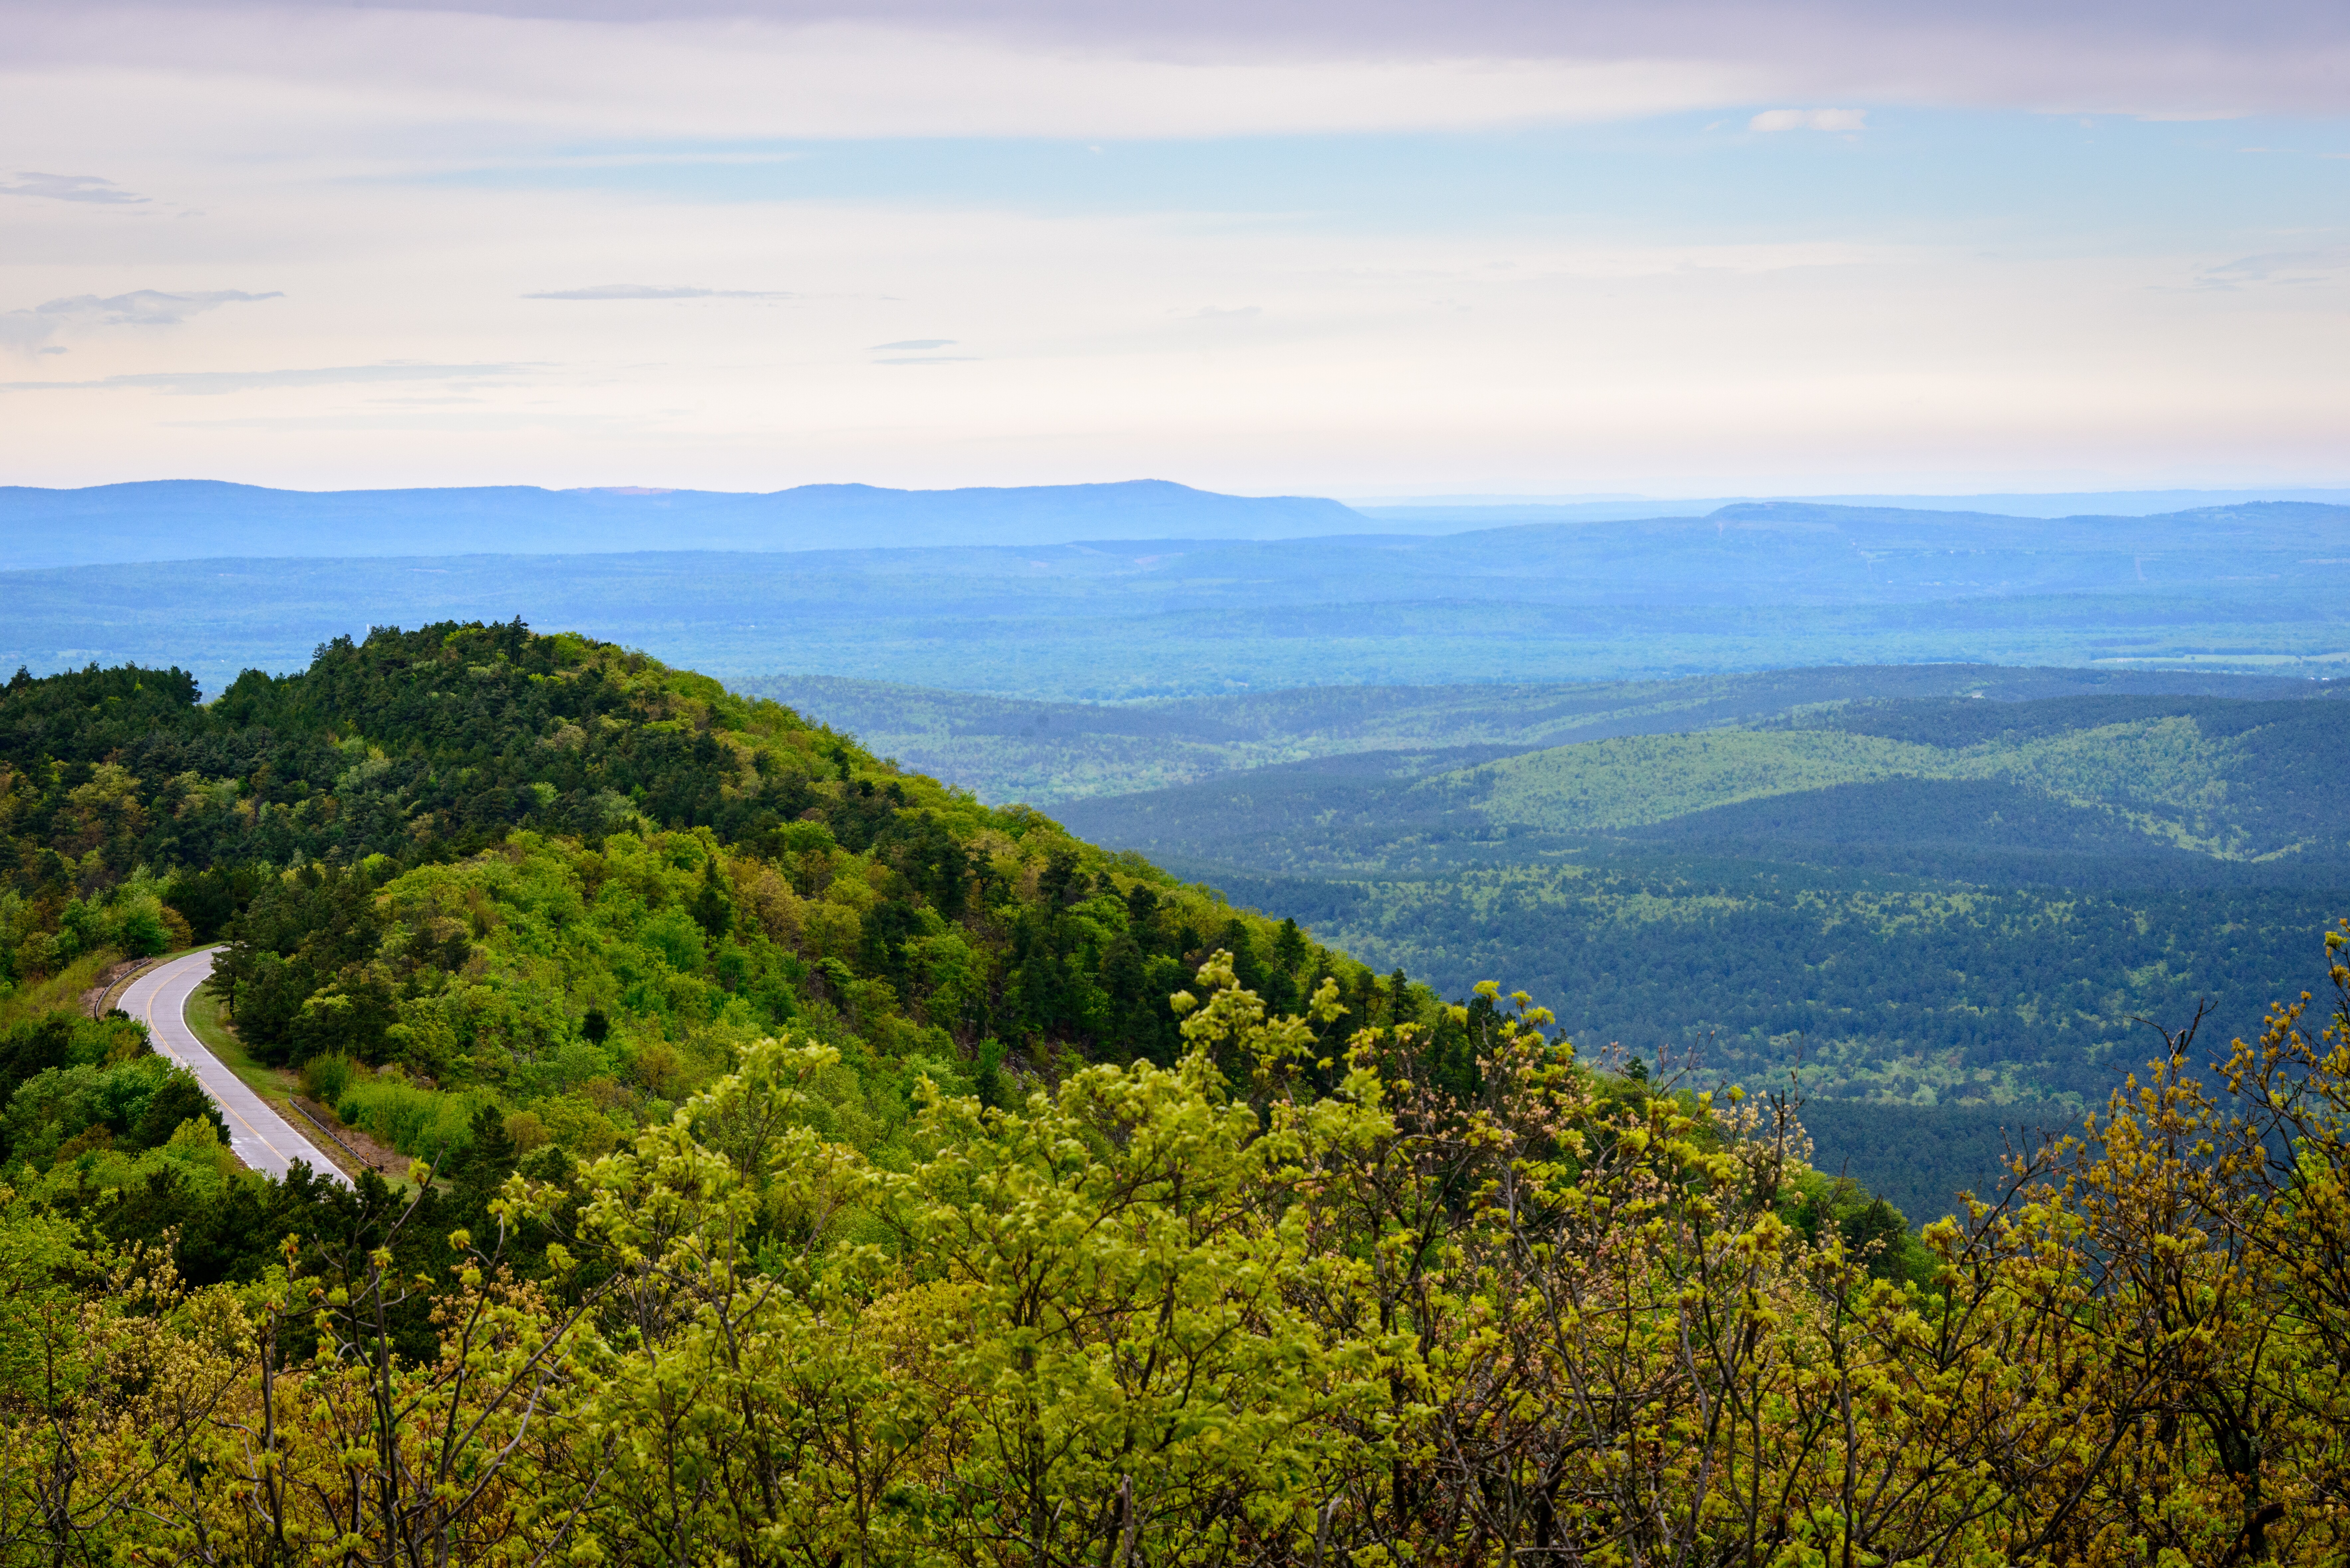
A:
[1044, 683, 2350, 1209]
[749, 662, 2322, 807]
[0, 624, 1424, 1186]
[0, 624, 2346, 1562]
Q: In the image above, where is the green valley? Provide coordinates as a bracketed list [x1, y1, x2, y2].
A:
[1004, 680, 2347, 1213]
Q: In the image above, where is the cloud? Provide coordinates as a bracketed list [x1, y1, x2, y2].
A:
[0, 289, 283, 356]
[869, 338, 956, 350]
[0, 171, 147, 204]
[1749, 107, 1867, 132]
[34, 289, 284, 326]
[23, 0, 2339, 122]
[0, 362, 528, 395]
[524, 283, 791, 298]
[2197, 247, 2350, 288]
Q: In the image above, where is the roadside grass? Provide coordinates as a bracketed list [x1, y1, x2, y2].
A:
[184, 977, 304, 1105]
[187, 976, 423, 1193]
[0, 949, 124, 1028]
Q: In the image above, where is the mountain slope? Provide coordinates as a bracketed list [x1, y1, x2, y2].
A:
[0, 624, 1415, 1180]
[1062, 691, 2350, 874]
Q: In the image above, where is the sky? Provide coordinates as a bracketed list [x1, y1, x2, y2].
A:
[2, 0, 2346, 497]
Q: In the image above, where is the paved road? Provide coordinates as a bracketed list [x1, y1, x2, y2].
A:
[119, 948, 353, 1187]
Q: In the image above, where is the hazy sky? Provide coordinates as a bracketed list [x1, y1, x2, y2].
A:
[3, 0, 2346, 495]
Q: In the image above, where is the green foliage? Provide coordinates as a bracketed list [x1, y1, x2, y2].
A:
[300, 1051, 356, 1103]
[1055, 685, 2350, 1218]
[1066, 690, 2350, 875]
[7, 937, 2350, 1563]
[332, 1075, 488, 1159]
[0, 1007, 233, 1200]
[3, 626, 1366, 1179]
[753, 662, 2331, 807]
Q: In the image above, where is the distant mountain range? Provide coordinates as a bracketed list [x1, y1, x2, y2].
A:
[10, 478, 2350, 570]
[0, 478, 1367, 568]
[6, 498, 2348, 693]
[1351, 486, 2350, 525]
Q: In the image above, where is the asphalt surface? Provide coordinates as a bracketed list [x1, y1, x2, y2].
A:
[118, 948, 354, 1188]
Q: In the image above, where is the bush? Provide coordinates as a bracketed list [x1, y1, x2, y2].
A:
[114, 906, 169, 959]
[131, 1069, 227, 1148]
[334, 1076, 488, 1161]
[301, 1052, 356, 1105]
[56, 901, 108, 963]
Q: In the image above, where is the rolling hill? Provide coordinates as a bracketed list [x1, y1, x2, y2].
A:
[1032, 679, 2350, 1213]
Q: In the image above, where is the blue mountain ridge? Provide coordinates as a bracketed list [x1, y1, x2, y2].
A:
[10, 479, 2348, 577]
[0, 478, 1372, 569]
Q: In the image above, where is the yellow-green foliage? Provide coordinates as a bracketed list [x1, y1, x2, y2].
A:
[6, 935, 2350, 1565]
[94, 623, 1381, 1170]
[1459, 713, 2249, 849]
[244, 815, 1362, 1166]
[1469, 729, 1939, 830]
[331, 1076, 496, 1160]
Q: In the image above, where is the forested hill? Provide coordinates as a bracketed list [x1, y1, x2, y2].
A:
[0, 622, 1441, 1186]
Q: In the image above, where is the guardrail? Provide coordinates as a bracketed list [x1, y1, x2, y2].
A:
[285, 1098, 377, 1177]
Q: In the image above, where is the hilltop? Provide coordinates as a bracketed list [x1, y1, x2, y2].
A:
[0, 623, 1406, 1197]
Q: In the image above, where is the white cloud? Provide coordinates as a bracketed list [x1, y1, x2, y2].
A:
[12, 0, 2343, 132]
[525, 283, 790, 298]
[1749, 107, 1867, 133]
[0, 289, 282, 355]
[0, 170, 146, 203]
[0, 13, 1778, 141]
[2197, 247, 2350, 288]
[1, 361, 526, 394]
[35, 289, 283, 325]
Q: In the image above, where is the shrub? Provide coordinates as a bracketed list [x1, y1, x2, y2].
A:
[132, 1069, 227, 1148]
[335, 1077, 490, 1161]
[301, 1052, 356, 1104]
[114, 906, 169, 959]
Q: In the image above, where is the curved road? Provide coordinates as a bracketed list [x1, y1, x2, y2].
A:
[119, 948, 353, 1188]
